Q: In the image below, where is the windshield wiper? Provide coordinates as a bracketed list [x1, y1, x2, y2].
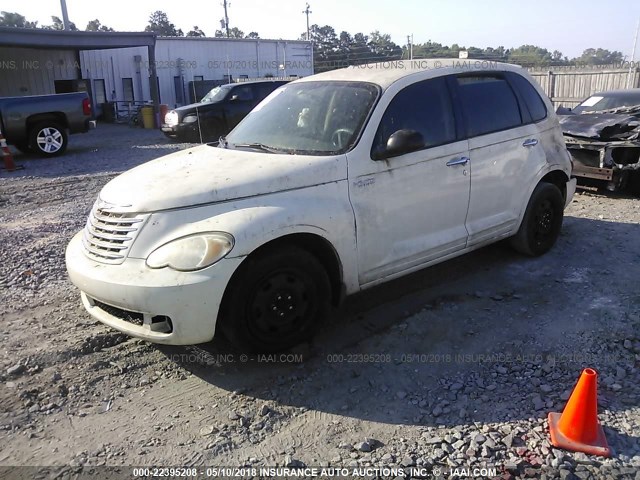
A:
[231, 142, 284, 153]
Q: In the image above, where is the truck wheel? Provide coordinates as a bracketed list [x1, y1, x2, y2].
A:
[220, 246, 331, 352]
[511, 182, 564, 257]
[29, 122, 68, 157]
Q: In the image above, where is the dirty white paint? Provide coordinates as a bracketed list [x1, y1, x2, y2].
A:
[66, 60, 575, 345]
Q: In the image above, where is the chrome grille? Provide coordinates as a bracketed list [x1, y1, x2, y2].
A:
[82, 205, 148, 264]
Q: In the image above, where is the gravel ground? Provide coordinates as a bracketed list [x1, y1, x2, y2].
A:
[1, 124, 639, 479]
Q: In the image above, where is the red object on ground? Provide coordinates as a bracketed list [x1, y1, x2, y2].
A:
[548, 368, 611, 457]
[0, 132, 21, 171]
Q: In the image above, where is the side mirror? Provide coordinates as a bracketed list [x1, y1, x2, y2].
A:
[374, 129, 425, 160]
[229, 94, 240, 102]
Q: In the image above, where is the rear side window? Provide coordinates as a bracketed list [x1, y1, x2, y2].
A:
[456, 75, 522, 137]
[372, 77, 456, 154]
[509, 73, 547, 122]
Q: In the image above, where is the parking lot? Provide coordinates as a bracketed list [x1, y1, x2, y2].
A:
[1, 124, 639, 479]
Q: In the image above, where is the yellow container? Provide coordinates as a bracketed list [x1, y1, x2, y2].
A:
[141, 106, 155, 129]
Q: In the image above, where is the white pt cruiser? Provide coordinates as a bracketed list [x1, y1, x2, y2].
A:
[66, 60, 576, 352]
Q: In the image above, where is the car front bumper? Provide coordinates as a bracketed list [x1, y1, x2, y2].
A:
[161, 123, 195, 139]
[65, 231, 243, 345]
[566, 177, 577, 208]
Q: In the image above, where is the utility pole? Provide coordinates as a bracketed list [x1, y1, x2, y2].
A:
[303, 3, 312, 41]
[59, 0, 71, 30]
[406, 34, 413, 60]
[627, 17, 640, 89]
[223, 0, 230, 38]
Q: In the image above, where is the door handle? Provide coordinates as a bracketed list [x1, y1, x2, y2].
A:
[446, 156, 469, 167]
[523, 138, 538, 147]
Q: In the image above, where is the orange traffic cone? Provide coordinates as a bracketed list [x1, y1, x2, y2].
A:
[548, 368, 611, 457]
[0, 131, 22, 172]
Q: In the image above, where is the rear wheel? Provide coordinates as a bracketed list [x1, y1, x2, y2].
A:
[220, 246, 331, 352]
[511, 182, 564, 256]
[29, 121, 68, 157]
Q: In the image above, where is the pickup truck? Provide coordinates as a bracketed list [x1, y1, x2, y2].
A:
[0, 92, 95, 157]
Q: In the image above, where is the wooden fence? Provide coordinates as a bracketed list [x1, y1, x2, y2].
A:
[527, 65, 640, 108]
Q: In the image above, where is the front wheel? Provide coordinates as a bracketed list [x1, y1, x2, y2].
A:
[219, 246, 331, 352]
[511, 182, 564, 256]
[29, 122, 68, 157]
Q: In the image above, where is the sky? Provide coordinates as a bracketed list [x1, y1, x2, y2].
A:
[2, 0, 640, 59]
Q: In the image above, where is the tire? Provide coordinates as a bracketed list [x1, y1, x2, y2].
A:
[511, 182, 564, 257]
[29, 121, 68, 157]
[628, 171, 640, 197]
[219, 246, 331, 352]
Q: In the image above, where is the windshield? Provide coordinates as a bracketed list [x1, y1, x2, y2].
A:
[200, 85, 231, 103]
[224, 81, 379, 155]
[573, 93, 640, 113]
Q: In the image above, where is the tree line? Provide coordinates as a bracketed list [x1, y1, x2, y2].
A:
[0, 10, 258, 38]
[1, 10, 625, 70]
[303, 25, 625, 71]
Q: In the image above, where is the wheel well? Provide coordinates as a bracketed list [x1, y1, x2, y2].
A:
[232, 233, 344, 306]
[26, 113, 69, 132]
[540, 170, 569, 201]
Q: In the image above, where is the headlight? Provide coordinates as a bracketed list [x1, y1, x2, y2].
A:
[164, 110, 179, 126]
[182, 114, 199, 124]
[146, 233, 234, 271]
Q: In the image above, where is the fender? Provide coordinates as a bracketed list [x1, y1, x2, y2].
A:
[128, 180, 361, 295]
[513, 162, 571, 232]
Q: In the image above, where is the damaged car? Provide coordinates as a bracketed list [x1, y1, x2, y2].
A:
[558, 89, 640, 194]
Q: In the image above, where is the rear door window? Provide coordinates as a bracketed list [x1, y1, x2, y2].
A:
[456, 75, 522, 137]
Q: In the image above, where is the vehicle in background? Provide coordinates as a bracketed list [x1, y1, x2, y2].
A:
[67, 60, 575, 352]
[161, 80, 289, 143]
[0, 92, 95, 157]
[558, 89, 640, 194]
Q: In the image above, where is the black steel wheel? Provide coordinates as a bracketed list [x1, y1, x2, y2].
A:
[220, 246, 331, 352]
[511, 182, 564, 256]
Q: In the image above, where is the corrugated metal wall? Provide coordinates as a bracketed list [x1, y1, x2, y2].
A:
[79, 38, 313, 109]
[1, 38, 313, 112]
[80, 46, 149, 107]
[528, 67, 640, 108]
[0, 48, 79, 96]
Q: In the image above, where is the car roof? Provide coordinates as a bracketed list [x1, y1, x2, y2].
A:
[230, 79, 289, 86]
[294, 59, 525, 90]
[590, 88, 640, 98]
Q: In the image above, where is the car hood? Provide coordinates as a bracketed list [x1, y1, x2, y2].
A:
[173, 101, 219, 114]
[99, 145, 347, 212]
[559, 113, 640, 141]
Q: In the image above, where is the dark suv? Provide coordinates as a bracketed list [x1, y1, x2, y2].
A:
[162, 80, 289, 142]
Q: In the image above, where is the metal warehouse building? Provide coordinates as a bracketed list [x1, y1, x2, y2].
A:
[0, 27, 313, 118]
[80, 37, 313, 110]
